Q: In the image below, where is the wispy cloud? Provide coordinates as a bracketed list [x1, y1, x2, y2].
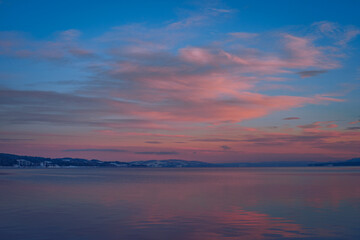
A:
[145, 141, 162, 144]
[297, 70, 327, 78]
[63, 148, 128, 152]
[283, 117, 300, 120]
[298, 121, 337, 129]
[312, 21, 360, 46]
[349, 120, 360, 124]
[0, 138, 33, 142]
[228, 32, 258, 39]
[191, 138, 239, 142]
[134, 151, 178, 155]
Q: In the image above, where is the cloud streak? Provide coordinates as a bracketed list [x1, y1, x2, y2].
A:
[297, 70, 327, 78]
[134, 151, 179, 155]
[64, 149, 128, 153]
[283, 117, 300, 120]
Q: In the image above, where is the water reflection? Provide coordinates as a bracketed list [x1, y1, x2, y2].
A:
[0, 168, 359, 239]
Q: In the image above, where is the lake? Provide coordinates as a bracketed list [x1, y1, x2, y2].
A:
[0, 167, 359, 239]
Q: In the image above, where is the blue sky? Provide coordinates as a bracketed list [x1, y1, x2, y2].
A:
[0, 0, 359, 162]
[1, 0, 360, 34]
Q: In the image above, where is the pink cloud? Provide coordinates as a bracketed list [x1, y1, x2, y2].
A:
[179, 47, 215, 65]
[176, 34, 338, 76]
[283, 117, 300, 120]
[1, 19, 358, 162]
[349, 120, 360, 124]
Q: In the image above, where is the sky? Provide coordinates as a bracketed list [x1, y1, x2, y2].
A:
[0, 0, 359, 162]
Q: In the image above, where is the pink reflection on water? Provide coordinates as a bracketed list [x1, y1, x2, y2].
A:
[1, 168, 360, 239]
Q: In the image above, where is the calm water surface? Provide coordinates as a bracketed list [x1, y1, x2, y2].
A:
[0, 167, 360, 240]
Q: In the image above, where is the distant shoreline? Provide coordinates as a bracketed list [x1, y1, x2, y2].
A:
[1, 153, 360, 168]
